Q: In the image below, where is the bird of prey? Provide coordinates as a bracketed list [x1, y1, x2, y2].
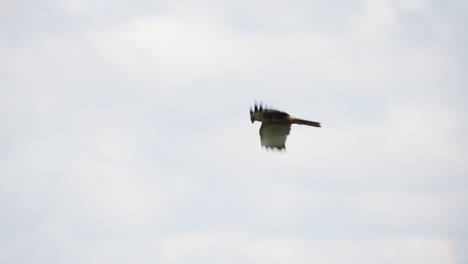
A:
[250, 103, 321, 150]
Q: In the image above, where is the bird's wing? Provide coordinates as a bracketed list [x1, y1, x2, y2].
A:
[259, 123, 291, 150]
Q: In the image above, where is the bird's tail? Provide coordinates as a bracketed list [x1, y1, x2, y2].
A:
[289, 117, 321, 127]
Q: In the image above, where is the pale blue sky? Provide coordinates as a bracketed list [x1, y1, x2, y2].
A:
[1, 0, 467, 263]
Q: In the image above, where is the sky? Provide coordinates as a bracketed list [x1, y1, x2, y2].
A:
[1, 0, 467, 263]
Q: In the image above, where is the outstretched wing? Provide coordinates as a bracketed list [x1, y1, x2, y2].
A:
[259, 123, 291, 150]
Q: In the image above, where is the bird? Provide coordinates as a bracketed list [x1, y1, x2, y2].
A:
[250, 102, 321, 150]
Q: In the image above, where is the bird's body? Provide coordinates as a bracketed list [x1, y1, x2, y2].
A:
[259, 123, 291, 149]
[250, 103, 321, 150]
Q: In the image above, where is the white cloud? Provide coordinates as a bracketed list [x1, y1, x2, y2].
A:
[92, 0, 456, 93]
[395, 0, 429, 12]
[253, 183, 308, 221]
[153, 231, 458, 264]
[67, 120, 184, 227]
[349, 190, 467, 230]
[352, 0, 396, 38]
[92, 10, 338, 85]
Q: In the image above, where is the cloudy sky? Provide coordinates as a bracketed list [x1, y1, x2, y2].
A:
[1, 0, 467, 263]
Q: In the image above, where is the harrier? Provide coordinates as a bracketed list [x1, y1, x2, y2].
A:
[250, 103, 321, 150]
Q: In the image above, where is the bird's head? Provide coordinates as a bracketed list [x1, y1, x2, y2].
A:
[250, 103, 264, 123]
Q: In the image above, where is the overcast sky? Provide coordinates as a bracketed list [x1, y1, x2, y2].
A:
[1, 0, 467, 263]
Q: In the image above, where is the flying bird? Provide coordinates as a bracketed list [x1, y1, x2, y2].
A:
[250, 103, 321, 150]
